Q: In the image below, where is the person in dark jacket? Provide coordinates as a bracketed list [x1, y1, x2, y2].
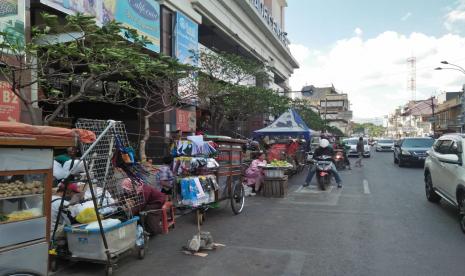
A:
[355, 137, 364, 167]
[303, 139, 342, 188]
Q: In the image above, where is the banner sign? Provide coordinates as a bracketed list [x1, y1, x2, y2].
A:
[176, 109, 196, 132]
[0, 82, 20, 122]
[175, 12, 198, 65]
[40, 0, 160, 53]
[114, 0, 160, 53]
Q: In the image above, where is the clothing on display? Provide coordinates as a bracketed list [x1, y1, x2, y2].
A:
[179, 175, 218, 207]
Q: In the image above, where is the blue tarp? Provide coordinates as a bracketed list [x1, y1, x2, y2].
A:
[253, 109, 313, 140]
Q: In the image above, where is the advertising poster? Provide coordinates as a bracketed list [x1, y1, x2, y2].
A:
[176, 109, 196, 132]
[40, 0, 102, 22]
[175, 12, 198, 66]
[0, 0, 25, 48]
[40, 0, 160, 53]
[114, 0, 160, 53]
[0, 82, 20, 122]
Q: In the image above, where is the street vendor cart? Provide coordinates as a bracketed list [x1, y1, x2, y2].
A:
[0, 122, 85, 276]
[171, 135, 246, 224]
[253, 109, 313, 174]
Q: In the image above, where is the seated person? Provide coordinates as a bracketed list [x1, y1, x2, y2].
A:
[121, 178, 166, 235]
[50, 183, 83, 237]
[156, 156, 175, 195]
[245, 152, 267, 195]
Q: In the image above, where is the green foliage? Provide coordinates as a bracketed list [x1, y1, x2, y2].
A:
[291, 99, 325, 131]
[353, 123, 386, 137]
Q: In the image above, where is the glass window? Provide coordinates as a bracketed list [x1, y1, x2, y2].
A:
[161, 6, 174, 56]
[0, 173, 45, 224]
[437, 140, 453, 154]
[401, 139, 434, 148]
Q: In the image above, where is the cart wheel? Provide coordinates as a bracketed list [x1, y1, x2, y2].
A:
[49, 257, 57, 272]
[138, 247, 145, 260]
[106, 265, 113, 276]
[231, 183, 245, 215]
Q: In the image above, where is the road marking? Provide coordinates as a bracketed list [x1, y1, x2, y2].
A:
[363, 179, 370, 194]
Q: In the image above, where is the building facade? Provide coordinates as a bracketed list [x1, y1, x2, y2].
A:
[3, 0, 298, 159]
[301, 85, 353, 134]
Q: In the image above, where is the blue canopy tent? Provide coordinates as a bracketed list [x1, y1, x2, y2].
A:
[253, 109, 313, 141]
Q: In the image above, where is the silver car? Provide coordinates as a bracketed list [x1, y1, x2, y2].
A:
[376, 138, 395, 152]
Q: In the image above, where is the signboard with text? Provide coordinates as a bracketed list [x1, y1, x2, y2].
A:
[176, 109, 196, 132]
[0, 0, 25, 50]
[0, 82, 20, 122]
[175, 11, 198, 66]
[40, 0, 161, 53]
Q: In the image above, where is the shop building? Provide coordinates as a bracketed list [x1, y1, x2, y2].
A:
[4, 0, 298, 159]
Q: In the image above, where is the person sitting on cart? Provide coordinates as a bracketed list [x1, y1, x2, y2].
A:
[245, 152, 267, 195]
[51, 183, 83, 238]
[121, 178, 166, 236]
[156, 155, 175, 196]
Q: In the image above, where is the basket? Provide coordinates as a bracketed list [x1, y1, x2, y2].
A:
[263, 167, 285, 178]
[64, 217, 139, 261]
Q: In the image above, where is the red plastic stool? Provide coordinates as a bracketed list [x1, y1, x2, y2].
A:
[161, 201, 176, 234]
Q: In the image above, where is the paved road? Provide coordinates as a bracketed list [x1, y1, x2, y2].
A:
[56, 152, 465, 276]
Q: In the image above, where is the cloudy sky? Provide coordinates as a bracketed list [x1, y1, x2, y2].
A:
[287, 0, 465, 119]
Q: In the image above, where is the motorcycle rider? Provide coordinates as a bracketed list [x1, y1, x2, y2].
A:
[303, 138, 343, 188]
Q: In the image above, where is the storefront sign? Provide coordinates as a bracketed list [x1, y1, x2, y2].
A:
[249, 0, 289, 47]
[114, 0, 160, 52]
[40, 0, 161, 53]
[0, 82, 20, 122]
[175, 12, 198, 66]
[0, 0, 25, 50]
[176, 109, 196, 132]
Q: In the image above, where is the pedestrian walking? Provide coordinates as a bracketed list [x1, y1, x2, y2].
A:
[355, 137, 364, 167]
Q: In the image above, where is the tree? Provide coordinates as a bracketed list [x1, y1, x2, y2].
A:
[0, 13, 172, 125]
[291, 98, 325, 131]
[193, 49, 289, 134]
[353, 122, 386, 137]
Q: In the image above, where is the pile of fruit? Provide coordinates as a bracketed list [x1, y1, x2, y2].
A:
[267, 160, 292, 168]
[0, 180, 44, 198]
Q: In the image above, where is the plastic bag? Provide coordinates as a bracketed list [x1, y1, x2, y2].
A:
[75, 207, 99, 224]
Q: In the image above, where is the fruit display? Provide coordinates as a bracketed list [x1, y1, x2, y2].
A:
[267, 160, 292, 168]
[0, 180, 44, 199]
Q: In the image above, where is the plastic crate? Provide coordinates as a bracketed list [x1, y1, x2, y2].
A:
[64, 217, 139, 261]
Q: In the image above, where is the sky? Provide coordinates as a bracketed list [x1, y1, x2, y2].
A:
[287, 0, 465, 120]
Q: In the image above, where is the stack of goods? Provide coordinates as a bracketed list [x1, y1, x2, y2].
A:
[0, 180, 44, 198]
[171, 136, 218, 157]
[173, 157, 219, 176]
[179, 175, 218, 207]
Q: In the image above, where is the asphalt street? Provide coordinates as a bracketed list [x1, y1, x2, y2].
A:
[55, 151, 465, 276]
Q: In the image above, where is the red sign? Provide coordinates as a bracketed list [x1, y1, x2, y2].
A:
[176, 109, 196, 132]
[0, 82, 20, 122]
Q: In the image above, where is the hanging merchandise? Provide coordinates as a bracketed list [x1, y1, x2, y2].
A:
[172, 138, 218, 157]
[178, 175, 218, 207]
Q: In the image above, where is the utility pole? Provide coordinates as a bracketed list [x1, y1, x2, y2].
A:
[431, 96, 435, 138]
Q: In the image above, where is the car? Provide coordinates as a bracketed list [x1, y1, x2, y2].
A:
[376, 138, 395, 152]
[424, 134, 465, 233]
[393, 137, 434, 167]
[343, 138, 371, 157]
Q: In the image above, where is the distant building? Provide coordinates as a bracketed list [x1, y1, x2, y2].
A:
[300, 84, 353, 134]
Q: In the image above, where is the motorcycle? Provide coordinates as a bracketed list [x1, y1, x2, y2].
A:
[333, 149, 346, 170]
[308, 154, 334, 190]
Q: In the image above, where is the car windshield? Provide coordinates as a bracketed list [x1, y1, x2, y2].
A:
[344, 139, 367, 145]
[402, 139, 434, 148]
[379, 140, 394, 143]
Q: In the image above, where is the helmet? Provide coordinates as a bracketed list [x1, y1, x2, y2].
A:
[320, 139, 330, 148]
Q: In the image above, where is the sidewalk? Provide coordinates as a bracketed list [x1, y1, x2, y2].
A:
[54, 170, 309, 276]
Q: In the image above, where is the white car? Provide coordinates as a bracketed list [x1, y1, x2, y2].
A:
[343, 138, 371, 157]
[424, 134, 465, 233]
[376, 138, 395, 152]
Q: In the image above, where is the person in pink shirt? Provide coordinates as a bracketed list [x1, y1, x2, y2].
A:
[245, 152, 267, 195]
